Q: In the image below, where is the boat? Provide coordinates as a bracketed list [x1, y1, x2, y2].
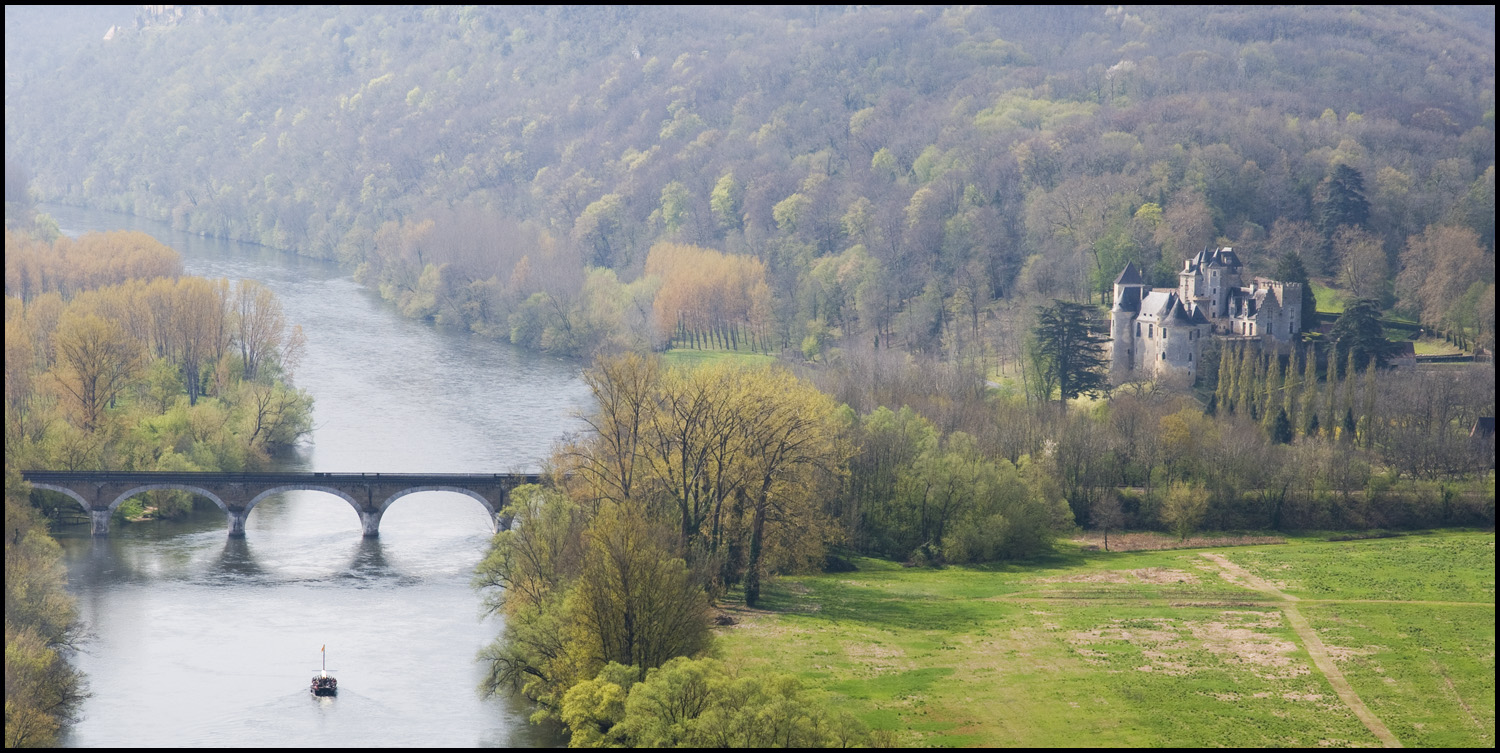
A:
[311, 645, 337, 696]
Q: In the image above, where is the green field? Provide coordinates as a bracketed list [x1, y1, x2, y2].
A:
[717, 532, 1495, 747]
[1312, 281, 1348, 314]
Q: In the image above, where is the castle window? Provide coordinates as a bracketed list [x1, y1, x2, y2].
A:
[1163, 327, 1167, 339]
[1189, 352, 1193, 361]
[1148, 324, 1153, 338]
[1136, 323, 1141, 336]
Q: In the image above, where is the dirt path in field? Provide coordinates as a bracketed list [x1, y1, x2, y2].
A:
[1200, 553, 1403, 748]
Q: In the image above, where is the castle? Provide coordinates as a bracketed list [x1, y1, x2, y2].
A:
[1109, 248, 1303, 384]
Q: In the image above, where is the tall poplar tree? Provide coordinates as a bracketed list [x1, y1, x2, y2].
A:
[1215, 342, 1234, 414]
[1300, 345, 1319, 437]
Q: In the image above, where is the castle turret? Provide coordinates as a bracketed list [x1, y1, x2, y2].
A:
[1110, 263, 1147, 380]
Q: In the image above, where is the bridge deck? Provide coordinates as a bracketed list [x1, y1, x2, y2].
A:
[22, 471, 541, 484]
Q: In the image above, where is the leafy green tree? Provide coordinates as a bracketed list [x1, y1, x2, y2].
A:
[1160, 480, 1209, 541]
[709, 172, 741, 231]
[660, 181, 691, 234]
[569, 504, 712, 671]
[1031, 300, 1108, 410]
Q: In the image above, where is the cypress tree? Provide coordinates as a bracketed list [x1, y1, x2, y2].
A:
[1271, 407, 1294, 444]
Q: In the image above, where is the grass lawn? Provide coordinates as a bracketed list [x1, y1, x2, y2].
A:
[716, 531, 1495, 747]
[660, 347, 780, 369]
[1311, 281, 1348, 314]
[1414, 337, 1464, 356]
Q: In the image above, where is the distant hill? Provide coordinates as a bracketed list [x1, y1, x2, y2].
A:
[5, 6, 1493, 353]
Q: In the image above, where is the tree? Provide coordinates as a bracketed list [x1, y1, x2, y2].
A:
[709, 172, 741, 231]
[1159, 480, 1209, 541]
[734, 367, 848, 607]
[1333, 226, 1389, 303]
[1269, 406, 1294, 444]
[1032, 300, 1108, 410]
[1090, 492, 1125, 551]
[570, 504, 711, 672]
[1317, 163, 1370, 238]
[50, 311, 142, 431]
[1329, 298, 1392, 373]
[1396, 225, 1493, 332]
[231, 279, 286, 380]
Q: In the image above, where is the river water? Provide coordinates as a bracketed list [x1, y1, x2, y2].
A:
[44, 205, 588, 747]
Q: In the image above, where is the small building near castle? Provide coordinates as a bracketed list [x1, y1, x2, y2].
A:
[1109, 248, 1303, 384]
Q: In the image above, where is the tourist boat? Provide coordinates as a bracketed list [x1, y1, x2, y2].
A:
[310, 645, 337, 696]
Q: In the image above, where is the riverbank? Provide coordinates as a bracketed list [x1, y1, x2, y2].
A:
[716, 530, 1495, 747]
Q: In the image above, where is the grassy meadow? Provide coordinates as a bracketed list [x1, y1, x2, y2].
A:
[716, 531, 1495, 747]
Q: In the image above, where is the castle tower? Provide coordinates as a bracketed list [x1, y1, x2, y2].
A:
[1206, 247, 1242, 319]
[1110, 263, 1147, 380]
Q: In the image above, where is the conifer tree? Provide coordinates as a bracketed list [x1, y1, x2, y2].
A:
[1270, 406, 1294, 444]
[1031, 300, 1109, 411]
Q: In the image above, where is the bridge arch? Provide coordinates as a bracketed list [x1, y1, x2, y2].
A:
[106, 485, 229, 514]
[378, 486, 497, 516]
[25, 483, 93, 515]
[244, 485, 364, 517]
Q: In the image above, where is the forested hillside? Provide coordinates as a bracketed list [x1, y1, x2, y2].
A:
[5, 6, 1494, 354]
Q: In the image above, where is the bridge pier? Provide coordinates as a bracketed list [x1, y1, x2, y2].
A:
[360, 509, 383, 537]
[493, 512, 513, 533]
[226, 509, 249, 537]
[91, 509, 112, 537]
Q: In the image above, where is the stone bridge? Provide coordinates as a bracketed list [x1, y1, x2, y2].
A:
[20, 471, 541, 537]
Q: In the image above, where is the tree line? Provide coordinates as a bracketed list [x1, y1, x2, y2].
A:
[5, 230, 314, 516]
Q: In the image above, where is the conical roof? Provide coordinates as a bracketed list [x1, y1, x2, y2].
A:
[1114, 262, 1146, 286]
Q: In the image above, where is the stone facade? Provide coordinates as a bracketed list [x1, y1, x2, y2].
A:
[1109, 248, 1303, 384]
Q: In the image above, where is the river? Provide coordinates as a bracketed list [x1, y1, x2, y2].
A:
[43, 204, 588, 747]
